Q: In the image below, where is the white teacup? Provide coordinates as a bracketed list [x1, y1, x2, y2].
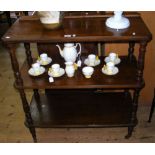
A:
[106, 62, 115, 74]
[82, 66, 94, 78]
[32, 63, 41, 75]
[88, 54, 96, 66]
[51, 64, 60, 75]
[109, 52, 117, 62]
[40, 53, 48, 62]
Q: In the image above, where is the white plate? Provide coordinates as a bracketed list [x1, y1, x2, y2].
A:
[84, 58, 100, 67]
[102, 67, 119, 75]
[28, 66, 45, 76]
[48, 68, 65, 78]
[104, 57, 121, 65]
[37, 57, 52, 66]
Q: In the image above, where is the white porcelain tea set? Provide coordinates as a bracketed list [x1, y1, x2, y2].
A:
[28, 43, 81, 82]
[84, 54, 100, 67]
[28, 62, 46, 76]
[28, 53, 52, 76]
[28, 42, 121, 82]
[102, 52, 120, 75]
[37, 53, 52, 66]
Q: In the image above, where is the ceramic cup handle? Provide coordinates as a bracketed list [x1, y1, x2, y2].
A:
[75, 43, 81, 56]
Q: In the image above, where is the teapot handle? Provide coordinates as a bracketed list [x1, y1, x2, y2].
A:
[75, 43, 81, 56]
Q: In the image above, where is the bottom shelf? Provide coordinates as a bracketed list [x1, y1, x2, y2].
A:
[29, 91, 133, 128]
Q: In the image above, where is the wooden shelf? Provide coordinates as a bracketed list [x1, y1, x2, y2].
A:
[28, 91, 133, 128]
[16, 56, 140, 89]
[2, 15, 152, 43]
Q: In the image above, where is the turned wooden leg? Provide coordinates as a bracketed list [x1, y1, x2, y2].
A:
[148, 98, 155, 122]
[19, 88, 37, 142]
[125, 126, 134, 139]
[24, 43, 33, 66]
[137, 42, 147, 82]
[148, 89, 155, 122]
[29, 126, 37, 142]
[125, 88, 140, 139]
[125, 89, 140, 138]
[132, 89, 140, 122]
[24, 43, 41, 109]
[34, 89, 40, 101]
[8, 44, 37, 142]
[5, 11, 12, 26]
[97, 43, 105, 56]
[33, 89, 42, 111]
[128, 42, 135, 60]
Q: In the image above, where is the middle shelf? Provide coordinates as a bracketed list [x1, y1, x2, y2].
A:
[17, 55, 140, 89]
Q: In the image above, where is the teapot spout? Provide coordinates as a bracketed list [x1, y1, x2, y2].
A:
[56, 44, 63, 57]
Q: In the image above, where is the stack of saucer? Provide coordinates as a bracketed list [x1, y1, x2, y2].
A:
[28, 53, 52, 77]
[84, 54, 100, 67]
[104, 52, 121, 65]
[28, 62, 45, 76]
[48, 64, 65, 78]
[102, 52, 120, 75]
[37, 53, 52, 66]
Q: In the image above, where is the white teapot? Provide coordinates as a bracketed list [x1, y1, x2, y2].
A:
[56, 43, 81, 63]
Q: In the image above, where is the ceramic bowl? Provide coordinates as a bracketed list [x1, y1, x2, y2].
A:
[82, 66, 94, 78]
[38, 11, 64, 30]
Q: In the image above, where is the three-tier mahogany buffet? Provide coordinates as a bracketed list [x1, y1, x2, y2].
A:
[2, 12, 152, 142]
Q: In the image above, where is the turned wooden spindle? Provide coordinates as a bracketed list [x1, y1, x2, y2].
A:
[131, 89, 140, 122]
[125, 89, 140, 139]
[128, 42, 135, 60]
[137, 42, 147, 83]
[8, 44, 37, 142]
[24, 43, 33, 66]
[24, 43, 40, 109]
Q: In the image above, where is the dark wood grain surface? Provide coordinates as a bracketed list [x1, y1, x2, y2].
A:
[29, 92, 133, 128]
[2, 15, 152, 43]
[15, 55, 140, 89]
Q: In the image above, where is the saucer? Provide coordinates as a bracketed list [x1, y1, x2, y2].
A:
[84, 58, 100, 67]
[48, 68, 65, 78]
[102, 66, 119, 75]
[104, 57, 121, 65]
[28, 66, 45, 76]
[37, 57, 52, 66]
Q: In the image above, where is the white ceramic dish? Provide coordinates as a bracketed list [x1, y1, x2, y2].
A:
[101, 66, 119, 75]
[37, 57, 52, 66]
[28, 66, 45, 76]
[104, 57, 121, 65]
[84, 58, 100, 67]
[48, 68, 65, 78]
[82, 66, 94, 78]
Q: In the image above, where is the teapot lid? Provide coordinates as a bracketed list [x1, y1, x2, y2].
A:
[64, 43, 74, 47]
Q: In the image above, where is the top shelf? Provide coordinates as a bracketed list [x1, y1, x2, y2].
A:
[2, 13, 152, 43]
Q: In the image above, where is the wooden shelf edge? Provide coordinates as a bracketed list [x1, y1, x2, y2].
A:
[28, 92, 134, 128]
[13, 55, 145, 90]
